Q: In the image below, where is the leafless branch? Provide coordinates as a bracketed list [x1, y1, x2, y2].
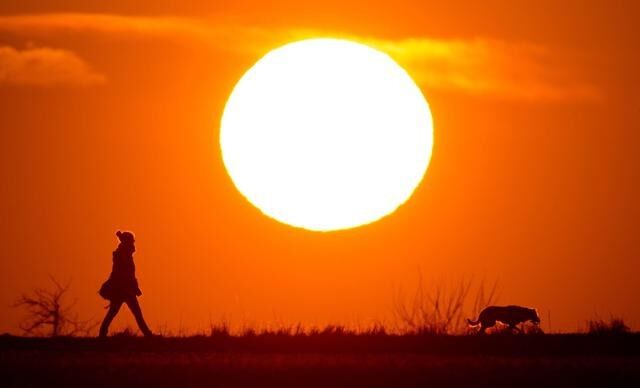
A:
[13, 276, 95, 337]
[393, 275, 500, 335]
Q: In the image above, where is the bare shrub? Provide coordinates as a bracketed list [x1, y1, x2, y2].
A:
[393, 275, 499, 335]
[587, 317, 630, 335]
[13, 276, 94, 337]
[209, 322, 231, 338]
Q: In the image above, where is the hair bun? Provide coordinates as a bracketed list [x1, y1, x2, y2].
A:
[116, 231, 122, 237]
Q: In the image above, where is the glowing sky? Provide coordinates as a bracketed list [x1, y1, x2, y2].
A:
[0, 1, 638, 333]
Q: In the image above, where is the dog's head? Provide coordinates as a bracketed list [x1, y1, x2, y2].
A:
[530, 308, 541, 324]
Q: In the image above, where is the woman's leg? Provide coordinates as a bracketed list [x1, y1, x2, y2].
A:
[125, 297, 153, 336]
[99, 301, 123, 338]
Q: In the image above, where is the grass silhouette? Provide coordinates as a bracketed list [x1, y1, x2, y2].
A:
[6, 278, 636, 386]
[587, 317, 631, 335]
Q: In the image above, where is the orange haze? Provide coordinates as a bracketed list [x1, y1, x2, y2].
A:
[1, 1, 639, 333]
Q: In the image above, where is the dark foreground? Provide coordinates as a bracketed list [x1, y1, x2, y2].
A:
[1, 334, 639, 387]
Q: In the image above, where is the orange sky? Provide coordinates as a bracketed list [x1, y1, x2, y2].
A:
[1, 1, 639, 334]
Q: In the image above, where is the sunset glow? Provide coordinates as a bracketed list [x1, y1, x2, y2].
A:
[0, 1, 637, 337]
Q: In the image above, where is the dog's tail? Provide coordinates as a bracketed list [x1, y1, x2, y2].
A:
[467, 318, 480, 326]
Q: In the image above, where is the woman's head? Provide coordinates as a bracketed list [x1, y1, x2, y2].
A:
[116, 230, 135, 252]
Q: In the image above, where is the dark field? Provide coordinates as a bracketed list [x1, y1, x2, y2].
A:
[1, 334, 639, 387]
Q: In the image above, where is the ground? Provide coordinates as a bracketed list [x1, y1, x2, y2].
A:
[1, 334, 639, 387]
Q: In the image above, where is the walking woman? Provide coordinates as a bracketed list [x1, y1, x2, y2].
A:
[99, 231, 154, 337]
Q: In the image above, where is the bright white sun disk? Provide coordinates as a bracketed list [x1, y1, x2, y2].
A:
[220, 38, 433, 231]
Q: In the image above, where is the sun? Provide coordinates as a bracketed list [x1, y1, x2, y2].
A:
[220, 38, 433, 231]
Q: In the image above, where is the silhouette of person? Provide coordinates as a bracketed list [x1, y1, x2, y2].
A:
[99, 231, 154, 337]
